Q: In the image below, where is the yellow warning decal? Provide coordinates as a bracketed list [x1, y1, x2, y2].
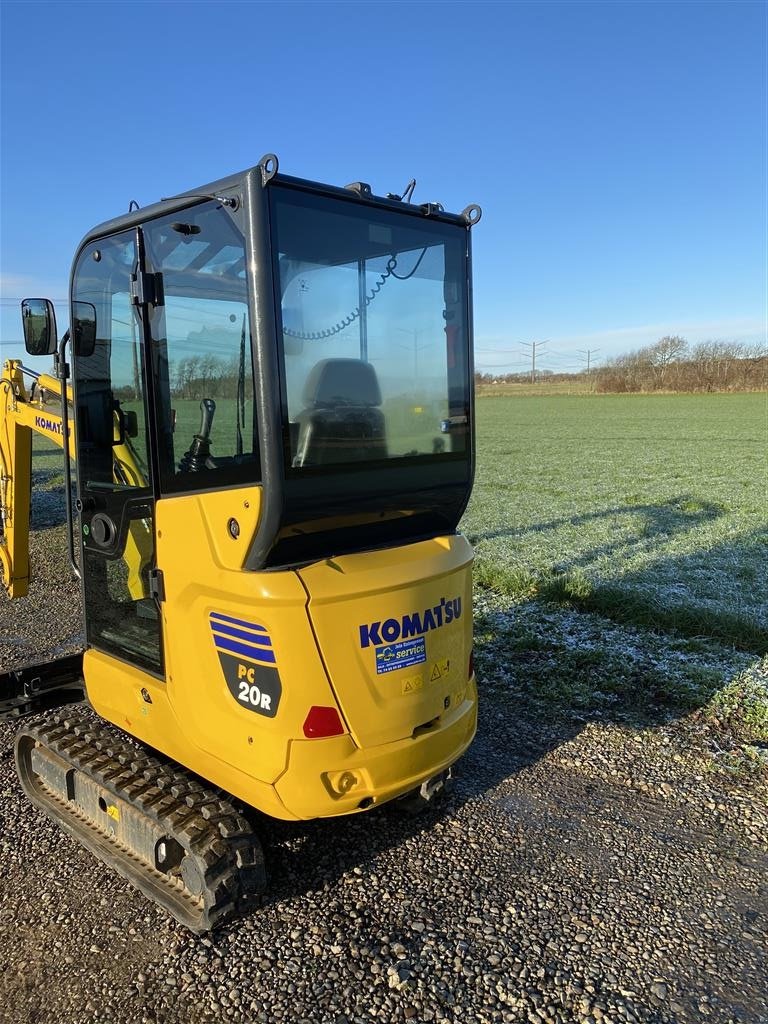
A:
[429, 658, 451, 682]
[107, 805, 120, 822]
[452, 687, 466, 707]
[401, 674, 424, 695]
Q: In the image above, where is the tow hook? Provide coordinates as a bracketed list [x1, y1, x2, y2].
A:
[396, 767, 453, 816]
[420, 767, 452, 801]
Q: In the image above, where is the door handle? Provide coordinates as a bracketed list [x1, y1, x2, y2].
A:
[90, 513, 117, 549]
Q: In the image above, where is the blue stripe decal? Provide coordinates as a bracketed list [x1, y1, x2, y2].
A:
[214, 635, 277, 665]
[211, 622, 273, 647]
[209, 611, 269, 634]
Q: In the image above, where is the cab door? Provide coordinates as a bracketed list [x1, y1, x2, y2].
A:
[71, 229, 163, 675]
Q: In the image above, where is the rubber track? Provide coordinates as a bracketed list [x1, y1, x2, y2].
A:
[15, 709, 267, 932]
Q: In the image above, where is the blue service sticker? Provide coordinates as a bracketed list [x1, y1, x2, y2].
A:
[374, 636, 427, 675]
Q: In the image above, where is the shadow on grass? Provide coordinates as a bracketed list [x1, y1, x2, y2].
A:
[472, 497, 766, 654]
[248, 511, 766, 913]
[466, 493, 725, 548]
[541, 573, 766, 653]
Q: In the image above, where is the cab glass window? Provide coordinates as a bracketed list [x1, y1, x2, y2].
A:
[270, 189, 470, 473]
[143, 201, 259, 494]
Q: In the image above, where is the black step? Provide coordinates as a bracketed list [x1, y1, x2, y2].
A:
[0, 652, 85, 718]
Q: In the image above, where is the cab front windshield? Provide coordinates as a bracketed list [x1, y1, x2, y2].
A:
[270, 189, 470, 473]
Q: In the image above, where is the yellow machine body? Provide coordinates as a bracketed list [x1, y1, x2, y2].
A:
[2, 158, 480, 845]
[84, 483, 476, 820]
[0, 358, 151, 601]
[0, 361, 73, 597]
[1, 160, 481, 928]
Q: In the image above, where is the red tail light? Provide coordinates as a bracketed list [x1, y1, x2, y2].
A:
[468, 648, 475, 679]
[303, 706, 345, 738]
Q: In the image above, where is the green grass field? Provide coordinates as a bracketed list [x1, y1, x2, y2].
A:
[29, 390, 768, 756]
[463, 392, 768, 754]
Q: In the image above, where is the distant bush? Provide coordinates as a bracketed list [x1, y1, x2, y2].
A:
[594, 337, 766, 393]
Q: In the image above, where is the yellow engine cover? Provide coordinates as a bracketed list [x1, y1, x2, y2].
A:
[298, 536, 474, 748]
[84, 488, 477, 822]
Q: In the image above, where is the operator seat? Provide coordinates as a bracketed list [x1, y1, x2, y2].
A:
[293, 358, 388, 467]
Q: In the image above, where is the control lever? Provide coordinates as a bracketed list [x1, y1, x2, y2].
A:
[179, 399, 216, 472]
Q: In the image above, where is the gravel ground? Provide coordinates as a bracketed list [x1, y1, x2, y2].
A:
[1, 508, 766, 1024]
[0, 492, 83, 673]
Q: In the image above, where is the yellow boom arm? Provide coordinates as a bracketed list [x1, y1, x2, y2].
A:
[0, 358, 150, 600]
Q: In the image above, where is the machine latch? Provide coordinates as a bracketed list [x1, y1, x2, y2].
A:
[345, 181, 372, 198]
[131, 271, 165, 308]
[148, 568, 165, 602]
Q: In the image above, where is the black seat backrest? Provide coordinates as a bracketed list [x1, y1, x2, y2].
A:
[293, 359, 388, 467]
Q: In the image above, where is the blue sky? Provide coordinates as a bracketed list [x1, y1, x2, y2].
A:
[1, 0, 765, 374]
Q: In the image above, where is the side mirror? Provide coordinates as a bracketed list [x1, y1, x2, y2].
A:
[21, 298, 58, 356]
[72, 301, 97, 357]
[113, 402, 139, 445]
[123, 410, 139, 439]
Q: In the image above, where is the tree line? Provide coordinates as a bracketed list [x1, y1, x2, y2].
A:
[594, 337, 765, 393]
[113, 354, 251, 403]
[475, 337, 766, 393]
[171, 354, 253, 399]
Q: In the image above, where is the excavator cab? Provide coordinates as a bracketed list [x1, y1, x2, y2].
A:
[2, 156, 481, 930]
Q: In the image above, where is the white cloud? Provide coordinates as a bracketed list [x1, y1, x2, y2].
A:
[551, 316, 766, 348]
[0, 272, 68, 300]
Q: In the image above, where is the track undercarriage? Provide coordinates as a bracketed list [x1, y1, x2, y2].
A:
[14, 709, 267, 932]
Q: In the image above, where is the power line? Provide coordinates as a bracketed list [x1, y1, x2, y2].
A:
[520, 340, 548, 384]
[479, 363, 530, 370]
[577, 348, 600, 375]
[475, 344, 534, 354]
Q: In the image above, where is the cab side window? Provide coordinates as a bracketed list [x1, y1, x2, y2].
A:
[144, 202, 260, 494]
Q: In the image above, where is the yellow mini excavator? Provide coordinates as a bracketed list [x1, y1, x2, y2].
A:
[0, 155, 481, 931]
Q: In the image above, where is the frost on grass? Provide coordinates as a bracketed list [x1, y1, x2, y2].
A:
[463, 393, 767, 650]
[705, 658, 768, 743]
[473, 588, 761, 734]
